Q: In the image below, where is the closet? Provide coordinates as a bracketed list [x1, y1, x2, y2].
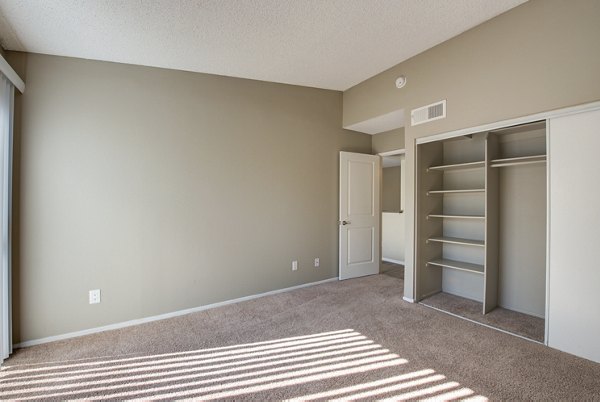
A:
[415, 121, 547, 339]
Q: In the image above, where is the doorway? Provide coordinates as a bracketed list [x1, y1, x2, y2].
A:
[379, 149, 405, 280]
[337, 149, 406, 282]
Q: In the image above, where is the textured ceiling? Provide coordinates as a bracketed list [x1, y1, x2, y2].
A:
[0, 0, 526, 90]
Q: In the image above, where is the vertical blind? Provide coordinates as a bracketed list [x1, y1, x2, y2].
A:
[0, 73, 14, 364]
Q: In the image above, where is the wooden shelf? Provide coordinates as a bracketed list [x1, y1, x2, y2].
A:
[428, 236, 485, 247]
[427, 258, 485, 274]
[428, 160, 485, 172]
[490, 154, 546, 168]
[428, 214, 485, 220]
[428, 189, 485, 195]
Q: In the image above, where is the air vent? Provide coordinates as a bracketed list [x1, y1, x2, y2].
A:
[411, 100, 446, 126]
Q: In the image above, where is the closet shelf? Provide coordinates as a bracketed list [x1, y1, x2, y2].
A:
[427, 236, 485, 247]
[428, 189, 485, 195]
[490, 154, 546, 168]
[428, 214, 485, 220]
[427, 258, 485, 274]
[427, 160, 485, 172]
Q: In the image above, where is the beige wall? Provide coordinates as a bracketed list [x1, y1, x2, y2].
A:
[8, 52, 370, 343]
[344, 0, 600, 130]
[382, 166, 400, 213]
[382, 213, 405, 263]
[343, 0, 600, 300]
[371, 128, 404, 154]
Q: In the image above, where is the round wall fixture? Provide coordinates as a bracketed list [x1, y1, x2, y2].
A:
[395, 76, 407, 89]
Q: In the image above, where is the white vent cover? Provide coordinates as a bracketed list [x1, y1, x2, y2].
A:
[411, 100, 446, 126]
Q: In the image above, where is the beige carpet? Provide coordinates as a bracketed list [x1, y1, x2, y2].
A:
[1, 271, 599, 400]
[420, 292, 545, 343]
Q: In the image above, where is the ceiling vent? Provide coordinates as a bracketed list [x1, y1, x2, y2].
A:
[411, 100, 446, 126]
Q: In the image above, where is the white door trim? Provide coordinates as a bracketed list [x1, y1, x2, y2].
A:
[378, 149, 406, 156]
[380, 148, 406, 269]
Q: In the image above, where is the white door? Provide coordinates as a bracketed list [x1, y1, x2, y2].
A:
[339, 151, 381, 280]
[547, 109, 600, 363]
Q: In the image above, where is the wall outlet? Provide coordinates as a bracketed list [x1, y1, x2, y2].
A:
[314, 258, 320, 267]
[89, 289, 101, 304]
[292, 260, 298, 271]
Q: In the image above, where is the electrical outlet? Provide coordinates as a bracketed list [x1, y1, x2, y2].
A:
[292, 260, 298, 271]
[89, 289, 101, 304]
[314, 258, 320, 267]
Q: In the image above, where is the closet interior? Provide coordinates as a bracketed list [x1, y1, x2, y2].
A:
[416, 121, 547, 342]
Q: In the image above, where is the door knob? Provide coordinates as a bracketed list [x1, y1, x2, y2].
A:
[341, 220, 350, 225]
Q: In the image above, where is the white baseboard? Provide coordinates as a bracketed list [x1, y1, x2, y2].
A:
[402, 296, 415, 303]
[14, 277, 339, 349]
[419, 302, 544, 345]
[497, 303, 545, 319]
[382, 258, 405, 265]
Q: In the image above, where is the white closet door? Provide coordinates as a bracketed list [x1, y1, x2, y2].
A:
[548, 108, 600, 363]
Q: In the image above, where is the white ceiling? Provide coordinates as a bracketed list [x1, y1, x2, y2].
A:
[0, 0, 526, 91]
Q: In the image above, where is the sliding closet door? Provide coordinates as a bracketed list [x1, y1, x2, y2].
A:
[548, 108, 600, 363]
[0, 75, 14, 364]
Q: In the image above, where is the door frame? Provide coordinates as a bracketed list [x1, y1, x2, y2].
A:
[378, 148, 406, 271]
